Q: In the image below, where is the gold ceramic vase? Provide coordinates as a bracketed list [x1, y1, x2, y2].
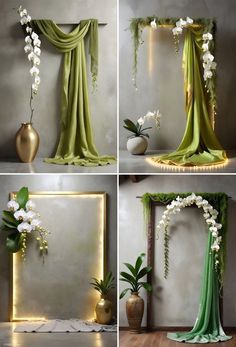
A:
[16, 123, 39, 163]
[126, 292, 144, 333]
[95, 295, 113, 325]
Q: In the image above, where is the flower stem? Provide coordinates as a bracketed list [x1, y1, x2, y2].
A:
[29, 87, 34, 123]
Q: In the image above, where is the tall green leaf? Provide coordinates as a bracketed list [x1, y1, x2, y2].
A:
[123, 119, 138, 132]
[2, 211, 18, 226]
[137, 266, 152, 280]
[16, 187, 29, 209]
[135, 253, 145, 274]
[6, 231, 22, 253]
[2, 219, 17, 229]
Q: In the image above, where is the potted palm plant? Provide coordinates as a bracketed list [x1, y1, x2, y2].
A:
[90, 271, 115, 325]
[120, 253, 152, 333]
[123, 110, 161, 155]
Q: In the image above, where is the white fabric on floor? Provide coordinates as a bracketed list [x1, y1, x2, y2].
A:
[14, 319, 117, 333]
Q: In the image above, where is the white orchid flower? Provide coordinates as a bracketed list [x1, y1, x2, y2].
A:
[7, 200, 19, 212]
[34, 38, 41, 47]
[202, 42, 209, 52]
[34, 47, 41, 56]
[176, 18, 186, 27]
[26, 199, 36, 211]
[203, 32, 213, 41]
[31, 218, 42, 230]
[211, 243, 220, 252]
[204, 70, 213, 80]
[14, 208, 27, 221]
[25, 36, 32, 44]
[26, 210, 36, 221]
[211, 61, 217, 70]
[186, 17, 193, 25]
[137, 117, 144, 125]
[203, 51, 214, 62]
[34, 76, 40, 85]
[17, 222, 32, 233]
[212, 231, 218, 237]
[33, 56, 40, 65]
[172, 26, 183, 35]
[26, 15, 31, 22]
[150, 19, 157, 29]
[30, 66, 39, 76]
[28, 52, 34, 61]
[26, 26, 32, 34]
[32, 83, 38, 93]
[31, 32, 39, 40]
[24, 44, 33, 53]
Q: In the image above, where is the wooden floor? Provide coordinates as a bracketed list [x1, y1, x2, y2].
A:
[119, 331, 236, 347]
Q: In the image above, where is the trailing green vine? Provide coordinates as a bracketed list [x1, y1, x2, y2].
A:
[129, 17, 217, 119]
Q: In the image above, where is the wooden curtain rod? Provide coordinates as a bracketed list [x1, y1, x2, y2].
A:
[50, 22, 107, 26]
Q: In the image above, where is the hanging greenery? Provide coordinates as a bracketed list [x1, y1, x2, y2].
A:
[141, 192, 228, 288]
[129, 17, 217, 116]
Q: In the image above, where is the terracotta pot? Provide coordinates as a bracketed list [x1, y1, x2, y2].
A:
[16, 123, 39, 163]
[127, 136, 148, 155]
[95, 295, 113, 325]
[126, 292, 144, 333]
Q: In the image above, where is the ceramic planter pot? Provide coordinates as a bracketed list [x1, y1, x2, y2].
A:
[127, 136, 148, 155]
[126, 292, 144, 333]
[95, 295, 113, 325]
[16, 123, 39, 163]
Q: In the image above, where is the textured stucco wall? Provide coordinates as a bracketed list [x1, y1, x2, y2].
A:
[119, 0, 236, 150]
[0, 174, 117, 321]
[0, 0, 117, 159]
[119, 175, 236, 327]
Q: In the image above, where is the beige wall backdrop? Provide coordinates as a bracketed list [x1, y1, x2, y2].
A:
[119, 0, 236, 150]
[0, 0, 117, 159]
[119, 175, 236, 327]
[0, 174, 117, 321]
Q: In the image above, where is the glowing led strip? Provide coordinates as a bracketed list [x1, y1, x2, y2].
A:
[11, 191, 106, 322]
[146, 157, 229, 171]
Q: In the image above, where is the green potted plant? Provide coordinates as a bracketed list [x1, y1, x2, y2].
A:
[120, 253, 152, 333]
[123, 110, 161, 155]
[90, 271, 115, 325]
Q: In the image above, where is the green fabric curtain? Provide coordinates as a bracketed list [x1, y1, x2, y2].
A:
[33, 19, 116, 166]
[151, 27, 227, 166]
[168, 232, 231, 343]
[141, 192, 231, 344]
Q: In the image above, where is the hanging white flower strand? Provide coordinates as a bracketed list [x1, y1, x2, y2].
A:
[17, 6, 41, 123]
[172, 17, 216, 89]
[156, 193, 222, 273]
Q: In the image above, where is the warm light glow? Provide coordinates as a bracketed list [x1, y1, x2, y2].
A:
[148, 28, 154, 76]
[11, 191, 106, 322]
[146, 157, 229, 171]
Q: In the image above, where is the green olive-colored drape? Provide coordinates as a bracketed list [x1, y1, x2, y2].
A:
[33, 19, 116, 166]
[141, 192, 231, 344]
[151, 27, 227, 167]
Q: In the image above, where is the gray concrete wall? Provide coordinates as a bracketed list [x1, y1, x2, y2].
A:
[119, 175, 236, 327]
[0, 174, 117, 321]
[119, 0, 236, 150]
[0, 0, 117, 159]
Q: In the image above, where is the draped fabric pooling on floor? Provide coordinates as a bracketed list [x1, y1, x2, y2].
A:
[33, 19, 116, 166]
[151, 27, 227, 167]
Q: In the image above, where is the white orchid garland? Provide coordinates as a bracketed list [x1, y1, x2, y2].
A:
[171, 17, 216, 85]
[137, 110, 162, 128]
[7, 196, 48, 259]
[17, 6, 41, 123]
[156, 193, 222, 274]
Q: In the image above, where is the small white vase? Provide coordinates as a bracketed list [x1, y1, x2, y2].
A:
[127, 136, 148, 155]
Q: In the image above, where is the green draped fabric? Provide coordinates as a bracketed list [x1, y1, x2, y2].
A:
[168, 232, 231, 343]
[151, 27, 227, 167]
[141, 192, 231, 344]
[33, 19, 116, 166]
